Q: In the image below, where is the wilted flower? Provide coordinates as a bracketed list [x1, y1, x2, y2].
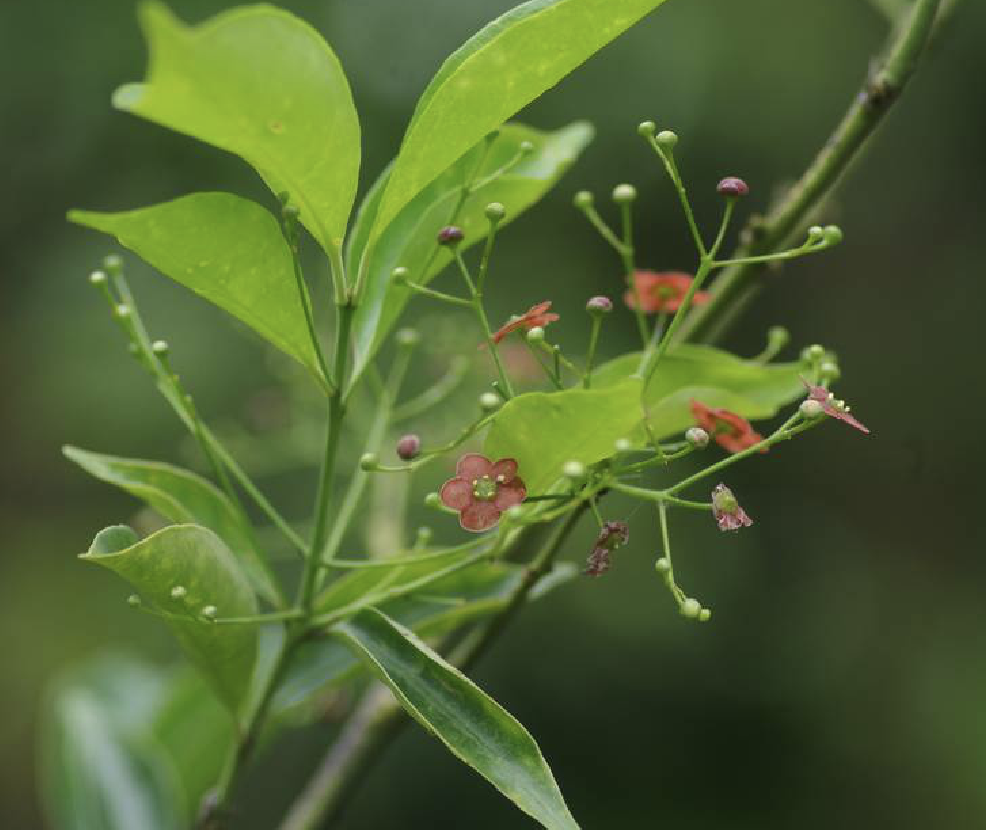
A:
[625, 271, 711, 314]
[584, 521, 630, 577]
[802, 379, 870, 434]
[440, 454, 527, 532]
[690, 400, 765, 454]
[491, 301, 559, 345]
[711, 484, 752, 532]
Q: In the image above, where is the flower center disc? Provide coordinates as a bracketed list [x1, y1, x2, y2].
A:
[472, 476, 498, 502]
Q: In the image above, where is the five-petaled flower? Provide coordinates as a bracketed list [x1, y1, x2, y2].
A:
[690, 400, 765, 454]
[491, 301, 560, 345]
[584, 521, 629, 577]
[624, 270, 711, 314]
[440, 454, 527, 532]
[711, 484, 753, 532]
[802, 379, 871, 434]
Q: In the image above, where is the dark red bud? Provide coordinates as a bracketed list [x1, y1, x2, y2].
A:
[716, 177, 749, 197]
[437, 226, 464, 246]
[396, 434, 422, 461]
[586, 295, 614, 314]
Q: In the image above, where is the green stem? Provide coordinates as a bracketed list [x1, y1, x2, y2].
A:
[675, 0, 942, 344]
[583, 315, 603, 388]
[454, 251, 515, 397]
[645, 139, 707, 258]
[392, 355, 469, 422]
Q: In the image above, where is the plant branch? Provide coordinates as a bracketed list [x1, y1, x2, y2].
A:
[674, 0, 942, 344]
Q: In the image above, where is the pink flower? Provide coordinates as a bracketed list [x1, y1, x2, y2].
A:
[584, 521, 630, 577]
[690, 400, 766, 454]
[711, 484, 752, 532]
[440, 454, 527, 532]
[491, 301, 559, 345]
[624, 271, 711, 314]
[802, 379, 870, 434]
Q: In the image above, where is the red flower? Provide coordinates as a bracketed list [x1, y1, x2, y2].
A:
[624, 271, 711, 314]
[491, 301, 559, 345]
[802, 379, 871, 434]
[711, 484, 753, 532]
[440, 454, 527, 532]
[690, 400, 765, 454]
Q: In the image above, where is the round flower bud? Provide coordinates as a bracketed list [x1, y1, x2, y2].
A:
[479, 392, 501, 412]
[151, 340, 169, 357]
[519, 140, 535, 154]
[201, 605, 218, 620]
[103, 254, 123, 274]
[562, 460, 585, 479]
[685, 427, 709, 448]
[614, 438, 633, 453]
[655, 557, 671, 574]
[573, 190, 594, 210]
[394, 328, 420, 347]
[485, 202, 506, 223]
[127, 594, 141, 607]
[698, 608, 712, 622]
[808, 225, 825, 243]
[88, 269, 107, 286]
[586, 295, 614, 315]
[396, 434, 421, 461]
[424, 492, 442, 509]
[767, 325, 789, 349]
[655, 130, 678, 149]
[359, 452, 379, 471]
[819, 360, 840, 381]
[823, 225, 843, 245]
[437, 225, 464, 246]
[800, 399, 824, 418]
[612, 183, 637, 204]
[717, 176, 749, 197]
[804, 344, 826, 362]
[391, 266, 409, 284]
[681, 598, 701, 619]
[525, 326, 545, 343]
[170, 585, 188, 600]
[637, 120, 657, 137]
[115, 304, 131, 319]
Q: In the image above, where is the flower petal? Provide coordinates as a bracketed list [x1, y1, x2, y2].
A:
[493, 479, 526, 510]
[440, 477, 474, 510]
[456, 453, 493, 481]
[491, 458, 518, 482]
[823, 404, 871, 434]
[460, 501, 501, 532]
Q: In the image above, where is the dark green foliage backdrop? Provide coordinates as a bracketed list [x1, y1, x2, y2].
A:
[2, 0, 984, 827]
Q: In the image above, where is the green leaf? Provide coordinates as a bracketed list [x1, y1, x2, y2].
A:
[81, 524, 258, 716]
[70, 193, 322, 377]
[335, 609, 579, 830]
[350, 121, 592, 385]
[39, 656, 183, 830]
[116, 2, 360, 255]
[368, 0, 668, 245]
[275, 562, 576, 716]
[64, 446, 281, 606]
[486, 345, 809, 492]
[313, 538, 492, 619]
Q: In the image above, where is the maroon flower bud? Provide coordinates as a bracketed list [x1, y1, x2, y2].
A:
[585, 295, 613, 314]
[716, 176, 749, 197]
[437, 225, 464, 246]
[396, 434, 422, 461]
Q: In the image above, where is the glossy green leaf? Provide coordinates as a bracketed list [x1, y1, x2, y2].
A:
[369, 0, 669, 244]
[335, 609, 579, 830]
[81, 524, 258, 715]
[276, 562, 576, 716]
[64, 446, 280, 605]
[313, 538, 492, 619]
[40, 656, 183, 830]
[70, 193, 322, 377]
[115, 2, 360, 255]
[486, 345, 809, 492]
[349, 122, 593, 383]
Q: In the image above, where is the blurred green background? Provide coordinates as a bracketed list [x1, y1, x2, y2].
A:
[3, 0, 985, 827]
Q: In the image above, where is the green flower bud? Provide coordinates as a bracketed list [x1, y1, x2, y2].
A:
[612, 183, 637, 204]
[103, 254, 123, 274]
[359, 452, 379, 471]
[808, 225, 825, 243]
[586, 296, 613, 315]
[115, 304, 131, 319]
[573, 190, 594, 210]
[823, 225, 843, 245]
[394, 327, 420, 347]
[681, 598, 701, 619]
[525, 326, 545, 343]
[170, 585, 187, 600]
[201, 605, 218, 620]
[479, 392, 501, 412]
[127, 594, 141, 607]
[637, 120, 657, 137]
[519, 140, 535, 154]
[819, 360, 840, 382]
[424, 492, 442, 509]
[504, 504, 525, 522]
[485, 202, 506, 223]
[686, 427, 709, 448]
[151, 340, 169, 357]
[416, 526, 433, 545]
[655, 557, 671, 574]
[562, 460, 585, 479]
[89, 269, 107, 286]
[391, 266, 410, 284]
[614, 438, 633, 453]
[655, 129, 678, 149]
[698, 608, 712, 622]
[800, 399, 824, 418]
